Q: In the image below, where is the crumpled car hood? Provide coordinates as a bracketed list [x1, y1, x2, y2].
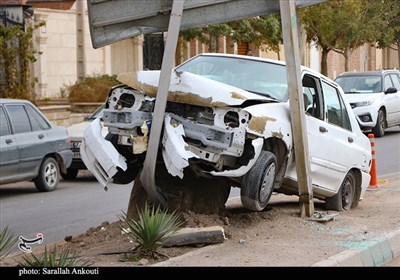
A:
[117, 70, 271, 107]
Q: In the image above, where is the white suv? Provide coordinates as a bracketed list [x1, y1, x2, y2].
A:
[335, 70, 400, 137]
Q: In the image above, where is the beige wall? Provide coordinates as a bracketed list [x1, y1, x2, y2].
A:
[31, 2, 134, 99]
[30, 3, 398, 99]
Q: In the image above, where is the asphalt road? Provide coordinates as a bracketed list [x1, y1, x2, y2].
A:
[0, 127, 399, 255]
[0, 173, 132, 253]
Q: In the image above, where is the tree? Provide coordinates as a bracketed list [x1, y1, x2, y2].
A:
[179, 14, 282, 57]
[300, 0, 393, 74]
[375, 0, 400, 67]
[249, 14, 283, 59]
[0, 21, 44, 101]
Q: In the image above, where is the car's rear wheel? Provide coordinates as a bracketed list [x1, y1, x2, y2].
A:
[61, 168, 78, 180]
[34, 157, 60, 192]
[325, 171, 356, 211]
[241, 150, 277, 211]
[372, 109, 385, 137]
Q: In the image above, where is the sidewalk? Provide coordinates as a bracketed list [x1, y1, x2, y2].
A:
[154, 173, 400, 267]
[313, 172, 400, 267]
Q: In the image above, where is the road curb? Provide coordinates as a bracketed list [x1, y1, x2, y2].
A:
[312, 229, 400, 267]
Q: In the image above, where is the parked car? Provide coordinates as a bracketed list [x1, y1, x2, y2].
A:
[81, 53, 372, 212]
[62, 104, 106, 180]
[335, 70, 400, 137]
[0, 98, 73, 191]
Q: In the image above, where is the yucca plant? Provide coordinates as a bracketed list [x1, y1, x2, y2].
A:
[119, 203, 183, 259]
[0, 226, 18, 260]
[18, 245, 92, 267]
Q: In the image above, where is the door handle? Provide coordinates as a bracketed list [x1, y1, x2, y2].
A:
[348, 137, 354, 143]
[319, 126, 328, 133]
[5, 139, 12, 144]
[38, 134, 44, 139]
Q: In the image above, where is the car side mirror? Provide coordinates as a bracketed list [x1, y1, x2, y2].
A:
[385, 87, 397, 94]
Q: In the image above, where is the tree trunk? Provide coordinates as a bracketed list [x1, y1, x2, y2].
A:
[344, 49, 350, 72]
[397, 39, 400, 69]
[127, 162, 231, 220]
[320, 47, 329, 76]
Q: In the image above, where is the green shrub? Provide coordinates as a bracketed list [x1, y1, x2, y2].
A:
[0, 22, 44, 102]
[18, 245, 92, 267]
[119, 204, 183, 259]
[0, 226, 18, 260]
[66, 74, 120, 103]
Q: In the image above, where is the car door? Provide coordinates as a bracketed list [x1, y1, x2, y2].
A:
[5, 104, 48, 179]
[0, 105, 19, 183]
[384, 73, 400, 126]
[302, 73, 359, 195]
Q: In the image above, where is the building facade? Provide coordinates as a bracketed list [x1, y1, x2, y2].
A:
[1, 0, 398, 99]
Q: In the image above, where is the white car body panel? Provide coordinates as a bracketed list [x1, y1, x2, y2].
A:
[209, 137, 263, 177]
[117, 70, 271, 107]
[345, 93, 383, 129]
[162, 114, 199, 179]
[80, 118, 127, 187]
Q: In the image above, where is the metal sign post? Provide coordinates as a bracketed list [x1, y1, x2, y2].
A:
[139, 0, 185, 207]
[279, 0, 314, 217]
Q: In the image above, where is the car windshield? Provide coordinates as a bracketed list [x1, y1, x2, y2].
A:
[175, 55, 289, 101]
[87, 105, 104, 120]
[335, 75, 382, 94]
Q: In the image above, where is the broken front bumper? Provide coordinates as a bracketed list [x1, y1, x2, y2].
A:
[80, 118, 127, 188]
[162, 114, 263, 179]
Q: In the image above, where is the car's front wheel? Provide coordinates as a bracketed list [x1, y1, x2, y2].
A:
[105, 133, 141, 184]
[325, 171, 356, 211]
[34, 157, 60, 192]
[372, 109, 385, 137]
[61, 168, 78, 180]
[241, 150, 277, 211]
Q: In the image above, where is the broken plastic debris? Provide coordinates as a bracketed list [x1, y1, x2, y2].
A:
[307, 211, 338, 223]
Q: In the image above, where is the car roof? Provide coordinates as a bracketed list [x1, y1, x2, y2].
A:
[336, 70, 400, 78]
[194, 53, 334, 84]
[0, 98, 33, 105]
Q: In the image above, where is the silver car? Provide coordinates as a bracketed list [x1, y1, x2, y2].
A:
[0, 99, 73, 191]
[62, 105, 106, 180]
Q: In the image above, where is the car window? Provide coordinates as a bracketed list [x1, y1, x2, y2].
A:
[302, 74, 324, 120]
[0, 106, 11, 136]
[389, 73, 400, 90]
[322, 81, 351, 131]
[87, 105, 105, 120]
[6, 105, 32, 134]
[26, 104, 51, 130]
[335, 75, 381, 93]
[176, 56, 288, 101]
[384, 75, 394, 91]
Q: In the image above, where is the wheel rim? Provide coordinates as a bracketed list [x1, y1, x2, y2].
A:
[44, 162, 58, 187]
[259, 162, 276, 202]
[378, 111, 385, 135]
[341, 175, 354, 210]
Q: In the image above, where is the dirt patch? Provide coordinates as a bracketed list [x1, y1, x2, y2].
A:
[1, 179, 399, 267]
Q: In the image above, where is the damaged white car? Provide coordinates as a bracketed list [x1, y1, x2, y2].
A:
[81, 53, 371, 212]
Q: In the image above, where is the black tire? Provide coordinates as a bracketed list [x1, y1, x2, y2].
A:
[325, 171, 356, 211]
[105, 133, 139, 184]
[61, 168, 78, 180]
[34, 157, 60, 192]
[372, 109, 385, 137]
[241, 150, 277, 211]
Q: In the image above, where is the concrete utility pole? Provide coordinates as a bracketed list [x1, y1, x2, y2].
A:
[279, 0, 314, 218]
